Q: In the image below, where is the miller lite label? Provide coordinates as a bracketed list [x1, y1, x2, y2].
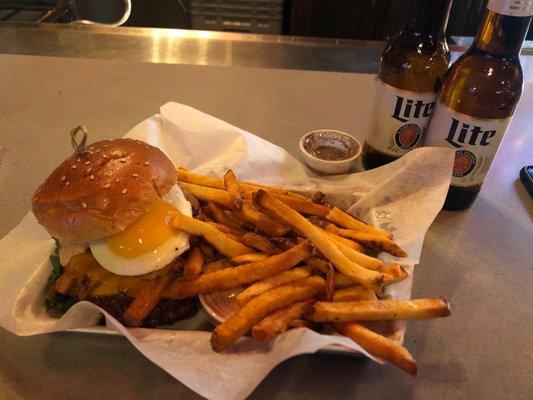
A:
[366, 78, 437, 157]
[425, 103, 512, 187]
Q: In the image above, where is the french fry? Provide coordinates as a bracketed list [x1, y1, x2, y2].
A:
[334, 322, 417, 375]
[270, 236, 299, 251]
[252, 299, 314, 341]
[323, 261, 335, 301]
[312, 265, 381, 291]
[326, 207, 392, 239]
[334, 240, 384, 271]
[332, 286, 377, 301]
[123, 269, 177, 327]
[382, 263, 409, 286]
[203, 259, 232, 274]
[333, 272, 358, 288]
[239, 232, 282, 255]
[165, 242, 311, 299]
[211, 276, 325, 352]
[177, 168, 225, 189]
[224, 169, 244, 209]
[236, 266, 312, 307]
[233, 203, 291, 236]
[323, 229, 365, 252]
[206, 221, 244, 238]
[171, 212, 253, 257]
[308, 298, 451, 322]
[183, 247, 204, 279]
[178, 167, 308, 199]
[223, 210, 252, 229]
[179, 182, 232, 208]
[307, 215, 330, 229]
[230, 253, 269, 265]
[253, 190, 384, 292]
[327, 224, 407, 258]
[207, 202, 244, 231]
[304, 257, 331, 274]
[199, 243, 216, 261]
[249, 191, 332, 217]
[182, 189, 201, 216]
[239, 185, 310, 201]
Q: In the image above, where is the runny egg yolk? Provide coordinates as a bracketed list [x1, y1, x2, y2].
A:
[106, 202, 179, 259]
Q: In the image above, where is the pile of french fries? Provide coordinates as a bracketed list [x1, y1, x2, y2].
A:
[162, 168, 450, 375]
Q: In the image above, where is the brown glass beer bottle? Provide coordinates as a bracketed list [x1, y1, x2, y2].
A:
[424, 0, 532, 210]
[362, 0, 452, 170]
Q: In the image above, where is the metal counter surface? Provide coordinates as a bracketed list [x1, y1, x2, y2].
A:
[0, 22, 385, 73]
[0, 37, 532, 400]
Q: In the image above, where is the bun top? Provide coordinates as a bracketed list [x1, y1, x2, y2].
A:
[32, 138, 177, 243]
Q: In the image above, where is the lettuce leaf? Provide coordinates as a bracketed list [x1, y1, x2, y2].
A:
[44, 239, 75, 313]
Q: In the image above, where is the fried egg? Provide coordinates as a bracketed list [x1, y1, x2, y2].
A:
[89, 184, 191, 276]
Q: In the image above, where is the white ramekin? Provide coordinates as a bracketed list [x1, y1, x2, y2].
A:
[299, 129, 362, 175]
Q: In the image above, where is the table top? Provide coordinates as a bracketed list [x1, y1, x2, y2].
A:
[0, 26, 532, 400]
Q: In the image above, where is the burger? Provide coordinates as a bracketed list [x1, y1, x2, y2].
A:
[32, 138, 198, 326]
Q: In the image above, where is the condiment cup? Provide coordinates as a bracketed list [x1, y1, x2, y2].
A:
[299, 129, 362, 175]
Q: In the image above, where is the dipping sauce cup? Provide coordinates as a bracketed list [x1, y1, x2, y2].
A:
[299, 129, 362, 175]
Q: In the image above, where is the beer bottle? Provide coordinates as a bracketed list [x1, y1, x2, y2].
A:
[424, 1, 532, 210]
[362, 0, 452, 170]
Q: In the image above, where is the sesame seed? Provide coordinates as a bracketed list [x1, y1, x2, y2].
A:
[94, 149, 101, 154]
[88, 151, 93, 155]
[89, 175, 94, 180]
[121, 189, 128, 194]
[104, 184, 111, 188]
[86, 167, 92, 173]
[115, 178, 120, 183]
[120, 158, 126, 163]
[61, 176, 66, 182]
[76, 157, 81, 163]
[132, 173, 139, 178]
[66, 182, 70, 186]
[71, 165, 77, 169]
[84, 161, 90, 165]
[144, 161, 150, 166]
[82, 202, 87, 208]
[102, 154, 107, 159]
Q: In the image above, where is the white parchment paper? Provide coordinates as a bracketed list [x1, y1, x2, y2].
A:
[0, 103, 454, 400]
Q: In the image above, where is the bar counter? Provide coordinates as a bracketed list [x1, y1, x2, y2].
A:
[0, 23, 531, 400]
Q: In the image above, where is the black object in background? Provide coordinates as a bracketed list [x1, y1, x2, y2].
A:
[287, 0, 531, 41]
[125, 0, 190, 29]
[520, 166, 533, 198]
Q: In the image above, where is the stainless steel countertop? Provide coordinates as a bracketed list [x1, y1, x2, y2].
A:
[2, 22, 532, 75]
[0, 22, 387, 73]
[0, 23, 532, 400]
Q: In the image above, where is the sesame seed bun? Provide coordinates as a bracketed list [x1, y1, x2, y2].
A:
[32, 139, 177, 243]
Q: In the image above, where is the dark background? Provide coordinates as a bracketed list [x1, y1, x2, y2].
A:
[1, 0, 531, 40]
[288, 0, 493, 40]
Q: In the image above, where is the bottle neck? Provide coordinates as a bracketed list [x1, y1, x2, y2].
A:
[407, 0, 452, 37]
[473, 10, 532, 57]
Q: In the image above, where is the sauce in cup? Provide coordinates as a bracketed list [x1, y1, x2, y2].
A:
[299, 130, 362, 175]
